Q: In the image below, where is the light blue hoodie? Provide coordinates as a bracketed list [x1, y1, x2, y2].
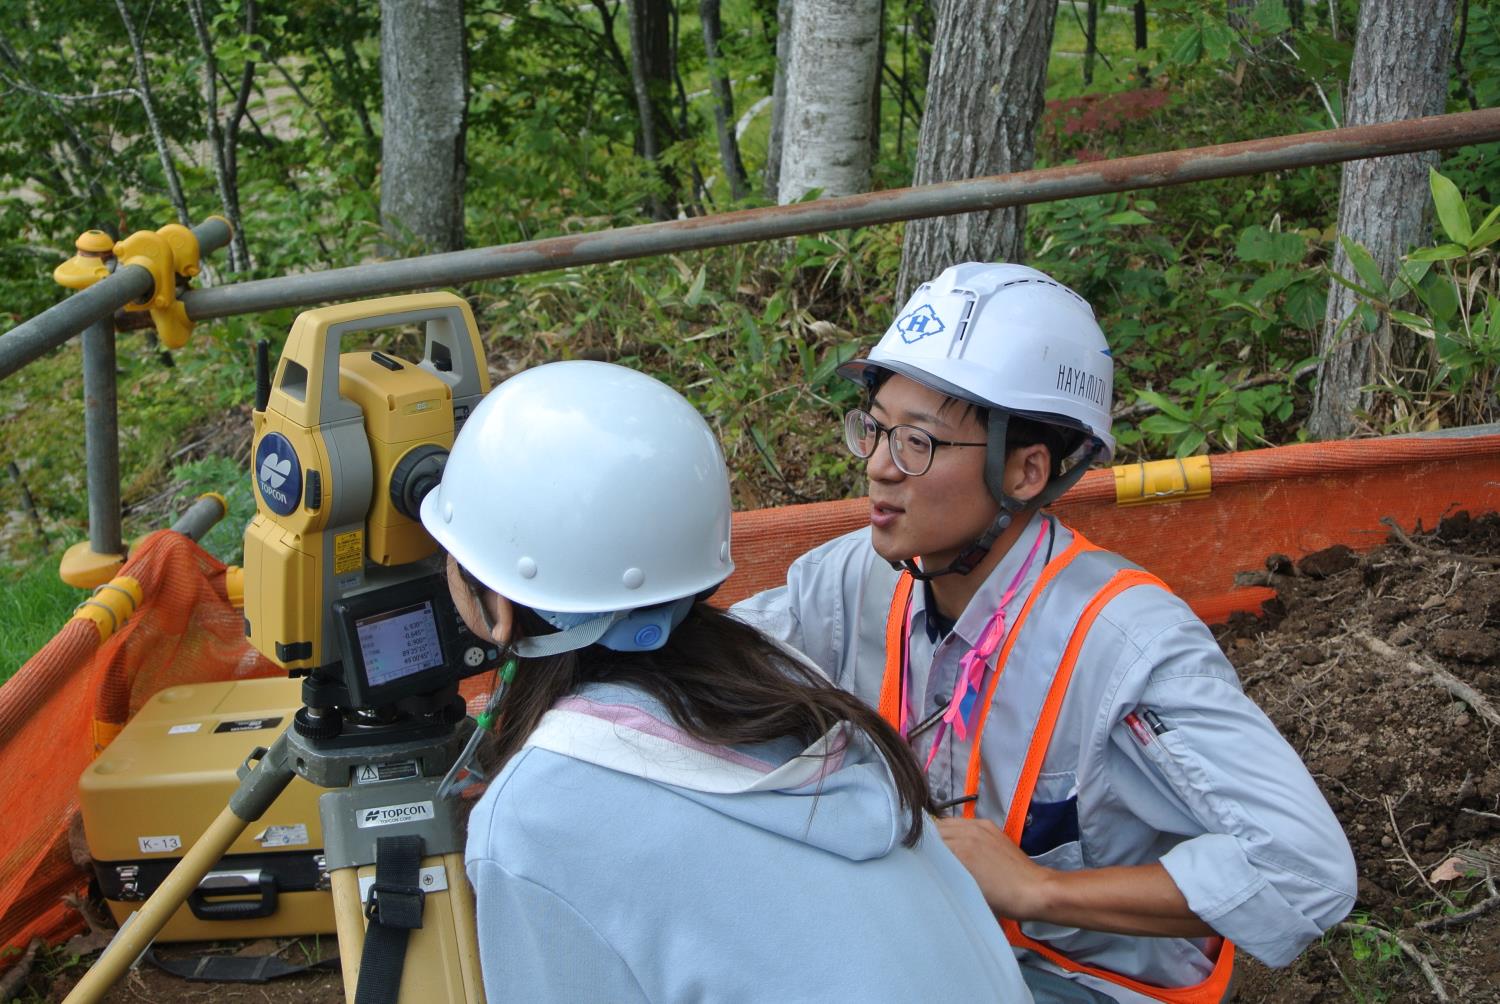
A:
[465, 681, 1033, 1002]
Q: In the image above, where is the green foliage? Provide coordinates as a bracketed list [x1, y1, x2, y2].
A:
[1333, 169, 1500, 432]
[0, 0, 1486, 589]
[0, 558, 82, 679]
[170, 456, 256, 566]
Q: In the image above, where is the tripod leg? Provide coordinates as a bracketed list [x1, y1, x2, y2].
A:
[330, 866, 366, 1000]
[326, 852, 486, 1004]
[65, 734, 298, 1004]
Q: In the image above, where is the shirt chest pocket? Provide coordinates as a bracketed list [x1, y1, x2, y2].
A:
[1019, 768, 1080, 858]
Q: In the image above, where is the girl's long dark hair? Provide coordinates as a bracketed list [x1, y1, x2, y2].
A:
[488, 603, 936, 846]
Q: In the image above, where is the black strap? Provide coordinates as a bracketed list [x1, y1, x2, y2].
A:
[143, 946, 340, 983]
[354, 835, 425, 1004]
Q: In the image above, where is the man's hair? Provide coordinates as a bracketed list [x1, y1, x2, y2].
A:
[865, 370, 1086, 480]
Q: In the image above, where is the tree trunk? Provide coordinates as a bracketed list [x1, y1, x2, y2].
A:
[627, 0, 681, 219]
[764, 0, 793, 200]
[379, 0, 467, 254]
[777, 0, 883, 204]
[186, 0, 255, 272]
[897, 0, 1058, 302]
[1134, 0, 1148, 80]
[701, 0, 750, 201]
[113, 0, 191, 228]
[1084, 0, 1099, 86]
[1308, 0, 1454, 440]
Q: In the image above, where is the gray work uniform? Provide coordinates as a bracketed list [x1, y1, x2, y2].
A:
[731, 512, 1356, 1003]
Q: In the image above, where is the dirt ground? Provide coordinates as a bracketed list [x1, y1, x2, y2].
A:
[11, 512, 1500, 1003]
[1224, 510, 1500, 1003]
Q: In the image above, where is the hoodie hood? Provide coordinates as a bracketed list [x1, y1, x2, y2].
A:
[521, 682, 903, 861]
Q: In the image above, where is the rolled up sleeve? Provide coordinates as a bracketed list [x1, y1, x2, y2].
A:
[1104, 621, 1357, 967]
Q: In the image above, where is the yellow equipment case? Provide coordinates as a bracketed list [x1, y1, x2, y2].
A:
[78, 677, 336, 941]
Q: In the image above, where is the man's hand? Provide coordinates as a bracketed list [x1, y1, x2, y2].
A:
[934, 816, 1049, 921]
[934, 815, 1217, 939]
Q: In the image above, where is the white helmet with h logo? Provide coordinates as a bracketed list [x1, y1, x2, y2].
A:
[838, 262, 1115, 578]
[840, 261, 1115, 462]
[420, 360, 734, 653]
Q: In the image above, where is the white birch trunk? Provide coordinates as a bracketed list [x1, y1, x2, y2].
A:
[777, 0, 882, 204]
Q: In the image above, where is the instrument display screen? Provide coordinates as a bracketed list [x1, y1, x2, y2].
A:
[354, 601, 444, 686]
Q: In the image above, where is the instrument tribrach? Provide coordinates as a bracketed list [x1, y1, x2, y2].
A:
[71, 292, 498, 1004]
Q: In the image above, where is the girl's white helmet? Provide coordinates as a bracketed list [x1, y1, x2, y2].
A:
[420, 361, 734, 621]
[839, 262, 1115, 463]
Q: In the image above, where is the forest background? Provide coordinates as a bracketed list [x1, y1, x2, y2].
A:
[0, 0, 1497, 672]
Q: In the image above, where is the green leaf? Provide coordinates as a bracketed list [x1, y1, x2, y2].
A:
[1177, 428, 1208, 457]
[1429, 168, 1473, 246]
[684, 266, 707, 309]
[1140, 414, 1190, 436]
[1104, 210, 1153, 226]
[1245, 269, 1297, 303]
[1340, 237, 1389, 298]
[1468, 220, 1500, 250]
[1284, 282, 1326, 330]
[1407, 243, 1468, 262]
[1168, 25, 1204, 65]
[1236, 225, 1306, 264]
[1136, 389, 1192, 422]
[1201, 21, 1234, 62]
[1251, 0, 1293, 34]
[810, 341, 861, 386]
[1389, 310, 1435, 337]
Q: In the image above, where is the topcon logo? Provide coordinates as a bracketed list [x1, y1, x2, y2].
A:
[259, 453, 292, 489]
[253, 433, 301, 516]
[356, 801, 435, 829]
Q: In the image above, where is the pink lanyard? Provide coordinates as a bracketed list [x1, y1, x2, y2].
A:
[904, 521, 1049, 771]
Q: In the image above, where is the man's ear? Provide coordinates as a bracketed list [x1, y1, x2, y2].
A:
[1005, 443, 1052, 503]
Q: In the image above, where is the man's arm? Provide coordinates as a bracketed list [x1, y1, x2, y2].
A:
[934, 816, 1215, 938]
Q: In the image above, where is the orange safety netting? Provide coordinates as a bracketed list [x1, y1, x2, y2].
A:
[2, 431, 1499, 964]
[0, 530, 278, 958]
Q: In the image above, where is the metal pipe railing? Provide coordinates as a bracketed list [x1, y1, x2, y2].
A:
[0, 217, 232, 381]
[0, 108, 1497, 582]
[81, 314, 121, 556]
[177, 107, 1500, 320]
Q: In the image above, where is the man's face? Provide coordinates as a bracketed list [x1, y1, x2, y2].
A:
[864, 374, 999, 566]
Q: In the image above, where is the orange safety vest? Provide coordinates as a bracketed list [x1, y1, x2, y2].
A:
[877, 531, 1235, 1004]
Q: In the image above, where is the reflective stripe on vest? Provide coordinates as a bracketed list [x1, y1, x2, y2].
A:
[879, 531, 1235, 1004]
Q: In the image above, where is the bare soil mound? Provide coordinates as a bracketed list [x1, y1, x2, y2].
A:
[1223, 511, 1500, 1003]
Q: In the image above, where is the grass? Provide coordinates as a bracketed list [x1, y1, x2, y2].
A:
[0, 557, 83, 681]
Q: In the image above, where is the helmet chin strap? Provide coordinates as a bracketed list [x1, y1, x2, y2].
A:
[893, 411, 1104, 582]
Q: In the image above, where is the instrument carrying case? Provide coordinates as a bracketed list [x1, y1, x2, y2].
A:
[79, 677, 336, 941]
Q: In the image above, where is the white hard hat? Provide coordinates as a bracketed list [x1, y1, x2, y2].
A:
[419, 361, 734, 628]
[840, 262, 1116, 463]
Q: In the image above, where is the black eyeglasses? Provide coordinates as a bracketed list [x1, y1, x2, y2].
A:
[842, 408, 986, 477]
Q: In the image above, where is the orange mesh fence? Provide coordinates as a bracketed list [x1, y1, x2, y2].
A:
[4, 432, 1498, 965]
[717, 432, 1500, 620]
[0, 530, 278, 960]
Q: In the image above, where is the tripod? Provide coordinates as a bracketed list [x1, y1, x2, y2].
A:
[66, 695, 487, 1004]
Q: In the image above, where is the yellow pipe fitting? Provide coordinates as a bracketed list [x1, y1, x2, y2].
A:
[108, 217, 230, 349]
[114, 229, 177, 312]
[157, 223, 202, 279]
[53, 229, 117, 291]
[71, 575, 144, 644]
[151, 299, 194, 350]
[1114, 455, 1213, 507]
[224, 565, 245, 609]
